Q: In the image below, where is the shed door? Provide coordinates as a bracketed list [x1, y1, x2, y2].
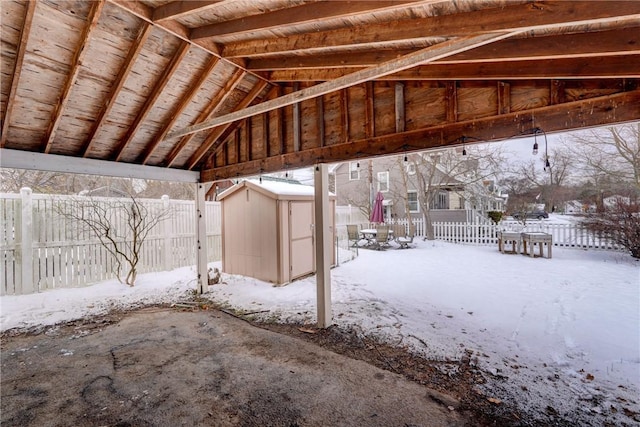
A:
[289, 201, 314, 280]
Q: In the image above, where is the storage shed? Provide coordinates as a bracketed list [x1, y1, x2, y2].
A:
[219, 180, 336, 285]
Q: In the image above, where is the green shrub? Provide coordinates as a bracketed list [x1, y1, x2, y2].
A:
[487, 211, 503, 224]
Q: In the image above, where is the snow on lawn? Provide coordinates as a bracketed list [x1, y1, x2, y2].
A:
[1, 240, 638, 424]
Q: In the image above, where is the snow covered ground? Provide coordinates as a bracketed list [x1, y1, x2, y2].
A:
[1, 240, 638, 424]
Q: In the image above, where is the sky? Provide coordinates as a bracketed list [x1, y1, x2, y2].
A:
[1, 217, 638, 426]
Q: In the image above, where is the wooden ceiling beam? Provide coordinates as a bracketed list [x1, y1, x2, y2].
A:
[153, 1, 222, 22]
[268, 55, 640, 81]
[248, 27, 640, 70]
[82, 22, 153, 157]
[140, 56, 220, 164]
[201, 89, 640, 181]
[1, 0, 37, 148]
[107, 0, 272, 86]
[42, 0, 105, 153]
[112, 42, 190, 161]
[222, 1, 640, 58]
[166, 68, 248, 167]
[168, 31, 518, 140]
[191, 1, 416, 40]
[187, 80, 269, 169]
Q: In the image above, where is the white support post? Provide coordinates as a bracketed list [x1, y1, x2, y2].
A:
[195, 183, 210, 294]
[19, 187, 34, 294]
[314, 164, 332, 328]
[161, 195, 172, 271]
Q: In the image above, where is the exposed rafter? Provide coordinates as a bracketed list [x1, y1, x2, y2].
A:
[0, 0, 36, 148]
[191, 1, 417, 40]
[166, 68, 248, 167]
[140, 56, 221, 164]
[222, 1, 640, 58]
[188, 80, 269, 169]
[169, 31, 518, 139]
[42, 0, 105, 153]
[112, 42, 190, 161]
[267, 55, 640, 81]
[248, 27, 640, 70]
[153, 1, 222, 22]
[82, 22, 153, 157]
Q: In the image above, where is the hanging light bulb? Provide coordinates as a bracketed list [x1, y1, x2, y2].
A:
[532, 141, 539, 155]
[356, 161, 360, 168]
[462, 147, 467, 156]
[403, 154, 408, 163]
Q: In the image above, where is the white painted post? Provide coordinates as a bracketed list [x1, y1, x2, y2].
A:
[314, 164, 332, 328]
[161, 195, 172, 271]
[19, 187, 34, 294]
[195, 183, 210, 294]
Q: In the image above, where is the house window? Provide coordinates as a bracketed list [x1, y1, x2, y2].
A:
[408, 191, 419, 213]
[349, 162, 360, 180]
[377, 171, 389, 192]
[433, 192, 447, 209]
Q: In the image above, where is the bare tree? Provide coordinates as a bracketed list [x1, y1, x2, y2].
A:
[413, 145, 504, 239]
[56, 195, 170, 286]
[567, 123, 640, 189]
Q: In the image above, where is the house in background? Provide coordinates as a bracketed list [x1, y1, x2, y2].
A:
[331, 150, 507, 224]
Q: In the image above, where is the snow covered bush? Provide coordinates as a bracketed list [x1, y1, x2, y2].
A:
[582, 197, 640, 258]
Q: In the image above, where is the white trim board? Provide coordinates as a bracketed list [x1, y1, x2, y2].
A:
[0, 149, 200, 183]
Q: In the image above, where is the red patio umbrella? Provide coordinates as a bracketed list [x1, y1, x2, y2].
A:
[370, 191, 385, 223]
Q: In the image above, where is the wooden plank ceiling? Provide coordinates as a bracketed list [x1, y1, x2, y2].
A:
[1, 0, 639, 182]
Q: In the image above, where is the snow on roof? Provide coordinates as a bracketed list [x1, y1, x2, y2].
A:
[251, 179, 315, 196]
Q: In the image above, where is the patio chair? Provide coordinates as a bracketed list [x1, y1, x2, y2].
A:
[346, 224, 361, 248]
[395, 224, 416, 249]
[373, 225, 390, 250]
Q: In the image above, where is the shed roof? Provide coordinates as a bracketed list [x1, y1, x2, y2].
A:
[1, 0, 638, 182]
[218, 179, 335, 201]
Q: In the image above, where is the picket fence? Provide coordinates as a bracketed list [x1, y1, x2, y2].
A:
[337, 213, 625, 252]
[433, 220, 625, 251]
[1, 189, 222, 295]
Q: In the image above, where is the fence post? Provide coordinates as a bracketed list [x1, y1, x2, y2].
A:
[162, 195, 172, 271]
[19, 187, 34, 294]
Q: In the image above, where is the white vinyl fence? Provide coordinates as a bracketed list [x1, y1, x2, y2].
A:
[1, 189, 222, 295]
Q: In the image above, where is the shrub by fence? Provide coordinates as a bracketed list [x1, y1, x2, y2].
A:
[1, 189, 221, 295]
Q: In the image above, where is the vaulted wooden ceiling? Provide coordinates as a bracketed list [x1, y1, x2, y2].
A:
[1, 0, 639, 182]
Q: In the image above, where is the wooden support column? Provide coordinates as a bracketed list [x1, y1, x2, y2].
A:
[195, 182, 211, 294]
[314, 163, 332, 328]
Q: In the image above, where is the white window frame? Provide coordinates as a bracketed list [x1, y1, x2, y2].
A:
[407, 190, 419, 213]
[349, 162, 360, 180]
[377, 171, 389, 192]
